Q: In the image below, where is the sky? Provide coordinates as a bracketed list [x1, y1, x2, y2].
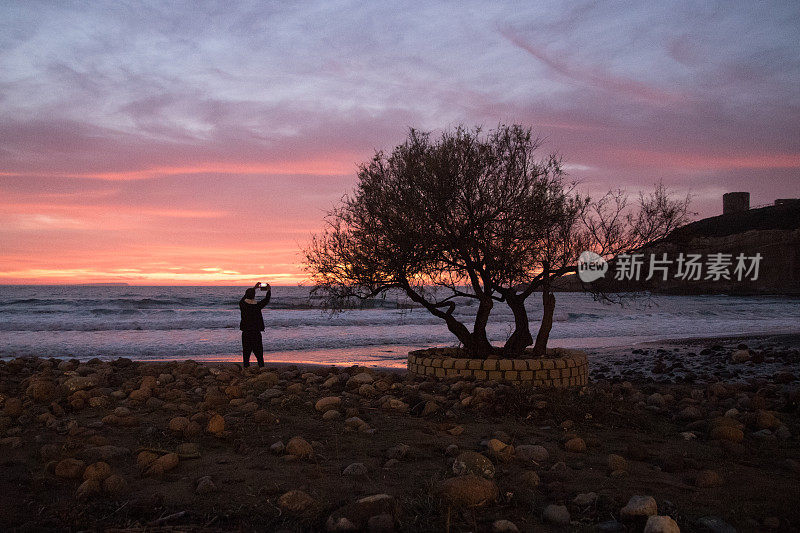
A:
[0, 1, 798, 285]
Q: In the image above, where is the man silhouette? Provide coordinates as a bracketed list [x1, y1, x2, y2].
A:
[239, 282, 271, 367]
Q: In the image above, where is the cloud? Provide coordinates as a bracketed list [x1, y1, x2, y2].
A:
[0, 1, 798, 283]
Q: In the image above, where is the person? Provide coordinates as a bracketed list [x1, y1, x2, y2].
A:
[238, 282, 271, 368]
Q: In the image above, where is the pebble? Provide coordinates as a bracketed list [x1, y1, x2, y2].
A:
[515, 444, 548, 463]
[573, 492, 598, 506]
[102, 474, 127, 497]
[695, 469, 722, 488]
[620, 495, 658, 518]
[492, 519, 520, 532]
[519, 470, 540, 488]
[195, 475, 217, 494]
[75, 478, 100, 500]
[83, 461, 111, 482]
[487, 438, 514, 461]
[434, 475, 499, 508]
[270, 441, 285, 454]
[607, 454, 628, 472]
[343, 462, 368, 476]
[696, 516, 736, 533]
[643, 515, 680, 533]
[709, 426, 743, 443]
[564, 437, 586, 453]
[453, 451, 495, 479]
[326, 493, 399, 531]
[542, 504, 571, 525]
[315, 396, 341, 412]
[322, 409, 342, 421]
[277, 489, 318, 515]
[286, 436, 314, 459]
[206, 414, 225, 436]
[55, 458, 85, 479]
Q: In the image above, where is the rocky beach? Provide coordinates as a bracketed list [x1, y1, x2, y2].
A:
[1, 335, 799, 532]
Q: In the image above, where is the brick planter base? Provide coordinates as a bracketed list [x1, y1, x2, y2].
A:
[407, 347, 588, 388]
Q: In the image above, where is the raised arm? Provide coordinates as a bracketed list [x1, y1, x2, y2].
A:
[258, 285, 271, 309]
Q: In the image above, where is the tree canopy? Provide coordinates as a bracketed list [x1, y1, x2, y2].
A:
[304, 125, 690, 357]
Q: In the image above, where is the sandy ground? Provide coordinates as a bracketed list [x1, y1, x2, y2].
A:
[0, 334, 798, 532]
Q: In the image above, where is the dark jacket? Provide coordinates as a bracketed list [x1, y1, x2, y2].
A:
[239, 292, 270, 331]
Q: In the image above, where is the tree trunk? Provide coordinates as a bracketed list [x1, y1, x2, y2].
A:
[502, 295, 533, 357]
[471, 296, 495, 357]
[533, 289, 555, 356]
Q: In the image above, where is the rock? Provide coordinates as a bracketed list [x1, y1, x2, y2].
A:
[695, 469, 722, 488]
[145, 453, 179, 476]
[349, 372, 374, 385]
[315, 396, 341, 412]
[644, 516, 680, 533]
[137, 451, 159, 469]
[421, 400, 440, 416]
[168, 416, 190, 433]
[322, 409, 341, 421]
[270, 441, 285, 454]
[385, 444, 410, 460]
[196, 475, 217, 494]
[756, 410, 780, 430]
[647, 393, 666, 408]
[515, 444, 548, 463]
[206, 414, 225, 436]
[709, 426, 743, 443]
[3, 397, 23, 416]
[343, 462, 368, 476]
[731, 349, 751, 363]
[597, 519, 625, 532]
[176, 442, 200, 456]
[128, 388, 151, 402]
[608, 454, 628, 472]
[447, 425, 465, 436]
[573, 492, 598, 506]
[345, 416, 368, 431]
[542, 504, 571, 525]
[679, 406, 702, 420]
[620, 495, 658, 518]
[76, 478, 100, 500]
[434, 475, 499, 508]
[696, 516, 736, 533]
[358, 384, 378, 397]
[27, 380, 56, 402]
[487, 438, 514, 461]
[453, 451, 495, 479]
[519, 470, 540, 488]
[83, 461, 111, 481]
[286, 436, 314, 459]
[326, 493, 399, 531]
[492, 519, 520, 532]
[367, 513, 395, 532]
[564, 437, 586, 453]
[102, 474, 127, 497]
[63, 375, 99, 392]
[278, 489, 318, 516]
[55, 458, 85, 479]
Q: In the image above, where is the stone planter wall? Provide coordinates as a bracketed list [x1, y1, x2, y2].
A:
[407, 347, 588, 388]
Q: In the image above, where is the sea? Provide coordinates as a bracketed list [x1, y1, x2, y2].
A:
[1, 285, 799, 368]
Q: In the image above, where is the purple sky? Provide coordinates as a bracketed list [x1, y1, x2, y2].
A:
[0, 1, 798, 283]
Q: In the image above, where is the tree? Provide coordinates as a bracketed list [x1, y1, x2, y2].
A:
[303, 125, 690, 358]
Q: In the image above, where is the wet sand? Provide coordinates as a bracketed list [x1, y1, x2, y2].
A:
[0, 335, 798, 532]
